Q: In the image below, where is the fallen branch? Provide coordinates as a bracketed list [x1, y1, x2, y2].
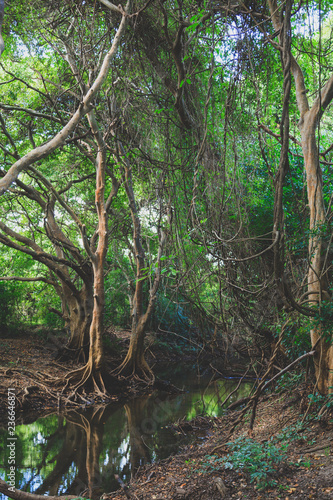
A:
[0, 479, 78, 500]
[214, 477, 228, 497]
[114, 474, 132, 499]
[261, 350, 315, 392]
[227, 396, 251, 411]
[248, 350, 316, 431]
[301, 440, 333, 454]
[220, 366, 251, 410]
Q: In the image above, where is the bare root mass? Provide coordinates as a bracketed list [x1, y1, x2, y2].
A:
[0, 361, 121, 409]
[115, 354, 155, 386]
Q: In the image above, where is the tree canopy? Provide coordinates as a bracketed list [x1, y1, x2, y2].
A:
[0, 0, 333, 396]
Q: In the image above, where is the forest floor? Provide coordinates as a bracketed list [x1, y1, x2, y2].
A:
[0, 331, 332, 499]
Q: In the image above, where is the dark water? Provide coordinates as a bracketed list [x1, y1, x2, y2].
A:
[0, 367, 251, 498]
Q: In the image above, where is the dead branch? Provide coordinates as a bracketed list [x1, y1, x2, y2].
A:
[212, 348, 316, 454]
[261, 350, 315, 392]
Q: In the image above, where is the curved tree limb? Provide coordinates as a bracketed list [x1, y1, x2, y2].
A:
[27, 166, 90, 257]
[267, 0, 309, 120]
[98, 0, 122, 14]
[0, 2, 130, 195]
[0, 103, 63, 124]
[0, 229, 80, 298]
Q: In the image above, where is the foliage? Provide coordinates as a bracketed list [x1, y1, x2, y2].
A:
[307, 392, 333, 417]
[274, 422, 310, 445]
[275, 371, 304, 393]
[105, 267, 131, 329]
[279, 318, 312, 360]
[0, 0, 332, 391]
[152, 294, 191, 335]
[198, 437, 288, 490]
[0, 281, 32, 334]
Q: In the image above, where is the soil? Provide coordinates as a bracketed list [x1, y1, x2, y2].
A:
[0, 331, 332, 499]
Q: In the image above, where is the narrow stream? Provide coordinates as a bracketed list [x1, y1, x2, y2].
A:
[0, 367, 252, 498]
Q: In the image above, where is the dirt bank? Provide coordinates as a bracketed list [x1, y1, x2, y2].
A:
[105, 391, 333, 499]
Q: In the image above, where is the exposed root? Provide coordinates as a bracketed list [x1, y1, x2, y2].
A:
[63, 365, 106, 400]
[20, 386, 39, 408]
[115, 356, 155, 386]
[1, 360, 118, 407]
[60, 361, 122, 403]
[55, 344, 87, 364]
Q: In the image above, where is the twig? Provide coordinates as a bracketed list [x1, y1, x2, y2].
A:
[219, 366, 251, 409]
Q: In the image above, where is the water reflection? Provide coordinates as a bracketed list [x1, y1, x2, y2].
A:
[0, 373, 251, 498]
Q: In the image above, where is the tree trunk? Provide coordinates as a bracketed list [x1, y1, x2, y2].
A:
[116, 143, 169, 381]
[301, 121, 333, 394]
[0, 0, 4, 56]
[268, 0, 333, 394]
[63, 107, 115, 396]
[60, 285, 93, 362]
[82, 252, 107, 393]
[118, 316, 152, 378]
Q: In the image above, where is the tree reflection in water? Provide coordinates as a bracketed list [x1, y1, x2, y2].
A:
[0, 376, 252, 498]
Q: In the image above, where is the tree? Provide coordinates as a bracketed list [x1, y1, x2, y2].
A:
[116, 141, 171, 380]
[265, 0, 333, 394]
[0, 0, 130, 393]
[1, 0, 333, 397]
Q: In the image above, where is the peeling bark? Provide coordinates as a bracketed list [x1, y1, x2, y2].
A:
[60, 285, 93, 362]
[63, 105, 122, 395]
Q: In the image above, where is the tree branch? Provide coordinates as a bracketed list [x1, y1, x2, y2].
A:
[262, 350, 315, 391]
[98, 0, 122, 14]
[259, 122, 302, 147]
[267, 0, 309, 120]
[0, 0, 4, 56]
[0, 226, 81, 296]
[0, 103, 63, 124]
[312, 73, 333, 123]
[27, 166, 89, 258]
[0, 276, 56, 285]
